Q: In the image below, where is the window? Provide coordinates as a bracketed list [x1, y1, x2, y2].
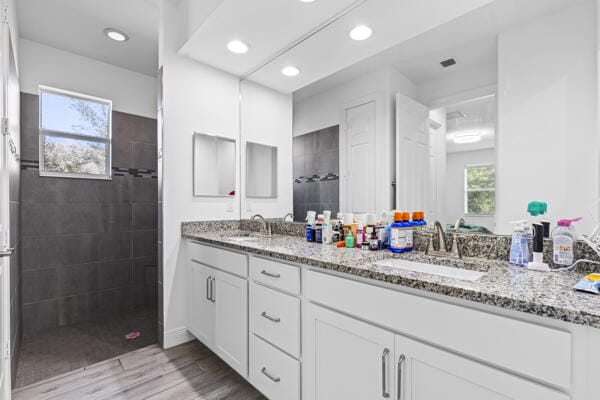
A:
[464, 164, 495, 215]
[39, 86, 112, 179]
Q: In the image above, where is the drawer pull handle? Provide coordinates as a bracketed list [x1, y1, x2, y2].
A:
[261, 311, 281, 323]
[397, 354, 406, 400]
[261, 367, 281, 383]
[382, 348, 390, 398]
[261, 270, 281, 278]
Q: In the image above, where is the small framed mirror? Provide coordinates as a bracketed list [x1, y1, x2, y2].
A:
[246, 141, 278, 198]
[193, 133, 236, 197]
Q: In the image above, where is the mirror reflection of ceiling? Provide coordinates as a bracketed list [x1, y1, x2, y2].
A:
[180, 0, 497, 87]
[445, 95, 496, 154]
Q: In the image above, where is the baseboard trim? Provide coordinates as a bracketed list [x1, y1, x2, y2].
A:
[163, 326, 194, 349]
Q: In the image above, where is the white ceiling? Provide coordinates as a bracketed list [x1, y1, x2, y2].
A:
[246, 0, 495, 93]
[179, 0, 361, 77]
[17, 0, 159, 76]
[445, 95, 496, 153]
[291, 0, 586, 100]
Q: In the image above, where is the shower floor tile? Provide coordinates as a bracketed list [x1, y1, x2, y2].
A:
[14, 307, 158, 388]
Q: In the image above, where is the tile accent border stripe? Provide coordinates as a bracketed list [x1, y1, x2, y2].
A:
[20, 159, 157, 178]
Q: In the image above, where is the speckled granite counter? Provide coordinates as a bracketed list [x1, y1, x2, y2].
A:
[182, 224, 600, 329]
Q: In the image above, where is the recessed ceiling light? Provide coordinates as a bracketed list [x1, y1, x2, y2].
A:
[453, 132, 482, 144]
[104, 28, 129, 42]
[349, 25, 372, 41]
[227, 40, 249, 54]
[299, 0, 316, 2]
[281, 66, 300, 77]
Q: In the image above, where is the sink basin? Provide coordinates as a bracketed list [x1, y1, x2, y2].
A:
[226, 234, 259, 242]
[375, 259, 486, 281]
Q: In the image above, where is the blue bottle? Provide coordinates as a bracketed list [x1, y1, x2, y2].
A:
[389, 212, 407, 253]
[306, 211, 316, 242]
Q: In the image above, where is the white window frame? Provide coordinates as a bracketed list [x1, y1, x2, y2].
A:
[38, 85, 112, 180]
[464, 163, 495, 216]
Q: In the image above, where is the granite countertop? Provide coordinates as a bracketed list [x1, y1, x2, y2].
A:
[182, 226, 600, 329]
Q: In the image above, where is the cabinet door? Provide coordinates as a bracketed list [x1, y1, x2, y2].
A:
[187, 261, 214, 346]
[395, 334, 569, 400]
[304, 303, 395, 400]
[214, 270, 249, 377]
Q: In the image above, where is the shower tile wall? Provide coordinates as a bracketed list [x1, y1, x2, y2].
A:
[292, 125, 339, 222]
[19, 93, 158, 336]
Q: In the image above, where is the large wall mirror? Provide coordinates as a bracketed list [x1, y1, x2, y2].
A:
[240, 0, 598, 235]
[246, 142, 278, 198]
[193, 133, 236, 197]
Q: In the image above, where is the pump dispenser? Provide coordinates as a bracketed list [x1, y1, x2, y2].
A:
[527, 201, 550, 271]
[509, 220, 529, 266]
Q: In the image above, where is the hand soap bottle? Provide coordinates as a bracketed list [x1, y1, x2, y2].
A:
[552, 217, 581, 267]
[509, 220, 529, 267]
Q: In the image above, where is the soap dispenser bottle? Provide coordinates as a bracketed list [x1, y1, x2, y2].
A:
[509, 220, 529, 267]
[552, 217, 582, 266]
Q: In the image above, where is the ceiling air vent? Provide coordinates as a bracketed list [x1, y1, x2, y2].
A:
[447, 111, 466, 120]
[440, 58, 456, 68]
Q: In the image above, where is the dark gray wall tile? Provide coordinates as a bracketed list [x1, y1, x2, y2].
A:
[23, 299, 59, 335]
[98, 259, 131, 290]
[21, 235, 61, 270]
[293, 156, 305, 178]
[98, 231, 132, 261]
[133, 230, 157, 257]
[132, 177, 157, 203]
[132, 204, 157, 230]
[22, 203, 61, 236]
[60, 203, 101, 234]
[58, 263, 98, 297]
[59, 234, 99, 265]
[317, 126, 339, 152]
[22, 268, 59, 303]
[132, 142, 157, 171]
[20, 94, 158, 334]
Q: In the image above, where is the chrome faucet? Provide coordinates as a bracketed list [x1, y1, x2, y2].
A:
[283, 212, 294, 222]
[426, 220, 462, 258]
[251, 214, 272, 236]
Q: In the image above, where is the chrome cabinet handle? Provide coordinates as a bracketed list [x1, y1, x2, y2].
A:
[206, 276, 211, 301]
[382, 348, 390, 398]
[397, 354, 405, 400]
[261, 270, 281, 278]
[211, 277, 216, 302]
[261, 311, 281, 323]
[261, 367, 281, 383]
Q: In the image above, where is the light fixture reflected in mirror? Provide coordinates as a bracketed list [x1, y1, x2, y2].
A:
[281, 66, 300, 76]
[227, 40, 249, 54]
[104, 28, 129, 42]
[349, 25, 372, 41]
[453, 132, 482, 144]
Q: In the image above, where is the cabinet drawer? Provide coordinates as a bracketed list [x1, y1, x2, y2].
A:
[250, 283, 301, 358]
[189, 241, 248, 278]
[250, 256, 300, 295]
[250, 334, 300, 400]
[306, 269, 572, 390]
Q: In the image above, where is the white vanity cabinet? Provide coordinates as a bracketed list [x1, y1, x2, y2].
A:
[187, 242, 249, 377]
[249, 256, 302, 400]
[305, 304, 396, 400]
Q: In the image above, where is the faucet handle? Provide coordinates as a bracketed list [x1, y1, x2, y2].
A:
[450, 237, 462, 258]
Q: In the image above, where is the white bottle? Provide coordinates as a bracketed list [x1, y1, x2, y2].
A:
[552, 218, 581, 266]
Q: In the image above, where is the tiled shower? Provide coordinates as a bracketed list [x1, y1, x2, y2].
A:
[18, 93, 158, 336]
[292, 125, 340, 222]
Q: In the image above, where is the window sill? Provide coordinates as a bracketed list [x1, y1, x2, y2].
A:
[39, 171, 112, 181]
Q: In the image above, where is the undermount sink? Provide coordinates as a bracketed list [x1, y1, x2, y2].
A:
[226, 233, 259, 242]
[375, 259, 486, 281]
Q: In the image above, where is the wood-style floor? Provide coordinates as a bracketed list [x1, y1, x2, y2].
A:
[12, 341, 267, 400]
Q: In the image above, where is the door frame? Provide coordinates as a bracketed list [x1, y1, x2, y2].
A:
[339, 91, 386, 214]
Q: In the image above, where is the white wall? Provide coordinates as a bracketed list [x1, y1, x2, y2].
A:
[241, 80, 293, 219]
[293, 66, 417, 213]
[445, 148, 495, 232]
[497, 0, 598, 235]
[18, 38, 157, 118]
[160, 0, 241, 347]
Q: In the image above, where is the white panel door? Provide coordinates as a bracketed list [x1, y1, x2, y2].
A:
[214, 269, 248, 377]
[395, 334, 569, 400]
[305, 303, 395, 400]
[187, 261, 214, 346]
[344, 101, 376, 213]
[396, 94, 429, 212]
